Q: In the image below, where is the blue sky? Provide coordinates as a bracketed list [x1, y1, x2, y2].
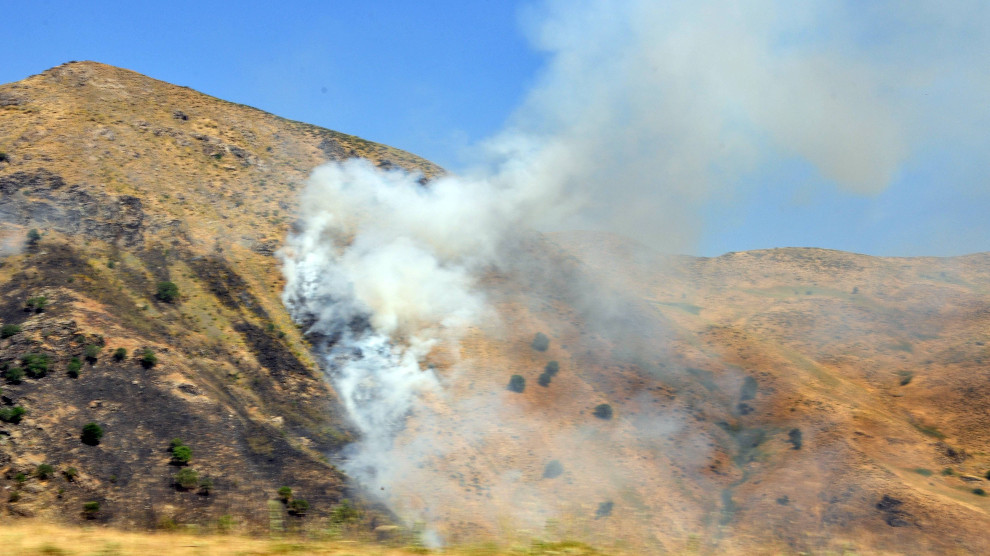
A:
[2, 1, 989, 257]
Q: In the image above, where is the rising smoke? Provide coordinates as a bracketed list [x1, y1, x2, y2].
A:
[280, 0, 986, 547]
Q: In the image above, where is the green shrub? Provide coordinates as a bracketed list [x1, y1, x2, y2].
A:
[8, 491, 20, 502]
[67, 357, 82, 378]
[288, 498, 310, 516]
[21, 353, 50, 378]
[4, 366, 24, 384]
[531, 332, 550, 352]
[507, 374, 526, 393]
[0, 406, 26, 424]
[0, 152, 9, 163]
[112, 348, 127, 362]
[156, 281, 179, 303]
[174, 467, 199, 490]
[277, 486, 293, 502]
[84, 344, 101, 363]
[1, 324, 21, 338]
[83, 501, 99, 517]
[36, 463, 54, 480]
[15, 472, 27, 484]
[64, 467, 79, 482]
[25, 296, 47, 312]
[537, 372, 552, 387]
[941, 467, 955, 476]
[26, 228, 40, 245]
[544, 360, 560, 376]
[171, 443, 192, 466]
[81, 422, 104, 445]
[140, 349, 157, 368]
[974, 488, 987, 496]
[593, 403, 613, 420]
[199, 477, 214, 495]
[106, 260, 116, 269]
[329, 499, 360, 524]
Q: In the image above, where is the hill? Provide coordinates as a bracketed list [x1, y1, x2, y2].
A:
[2, 62, 990, 554]
[0, 61, 438, 532]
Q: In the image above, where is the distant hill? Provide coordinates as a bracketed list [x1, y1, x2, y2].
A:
[1, 62, 989, 554]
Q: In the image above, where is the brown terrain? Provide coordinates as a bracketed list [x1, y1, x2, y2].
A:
[2, 62, 990, 555]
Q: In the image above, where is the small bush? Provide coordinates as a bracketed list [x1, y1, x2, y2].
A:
[171, 443, 192, 466]
[156, 281, 179, 303]
[174, 468, 199, 490]
[199, 477, 213, 495]
[941, 467, 955, 476]
[595, 501, 614, 518]
[288, 498, 310, 516]
[112, 348, 127, 362]
[537, 372, 552, 387]
[8, 491, 20, 503]
[0, 152, 9, 163]
[277, 486, 293, 502]
[507, 374, 526, 393]
[21, 353, 50, 378]
[1, 324, 21, 338]
[788, 428, 803, 450]
[4, 366, 24, 384]
[64, 467, 79, 482]
[15, 472, 27, 484]
[140, 349, 157, 368]
[67, 357, 82, 378]
[543, 460, 564, 479]
[82, 501, 99, 518]
[974, 488, 987, 496]
[26, 228, 40, 245]
[544, 361, 560, 376]
[593, 403, 613, 420]
[0, 406, 26, 424]
[329, 499, 360, 524]
[36, 463, 54, 480]
[84, 344, 101, 363]
[25, 296, 47, 313]
[81, 422, 104, 445]
[531, 332, 550, 352]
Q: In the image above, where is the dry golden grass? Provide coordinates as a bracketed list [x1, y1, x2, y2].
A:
[0, 521, 616, 556]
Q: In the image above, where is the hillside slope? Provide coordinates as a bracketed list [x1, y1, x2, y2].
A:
[1, 62, 989, 555]
[0, 61, 438, 531]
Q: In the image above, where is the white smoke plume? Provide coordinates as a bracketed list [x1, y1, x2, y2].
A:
[280, 0, 987, 546]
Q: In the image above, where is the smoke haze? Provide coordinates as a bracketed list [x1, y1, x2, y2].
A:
[279, 0, 990, 549]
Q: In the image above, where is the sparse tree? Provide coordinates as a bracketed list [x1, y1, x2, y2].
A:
[67, 357, 82, 378]
[593, 403, 613, 420]
[156, 281, 179, 303]
[140, 349, 157, 368]
[81, 422, 104, 445]
[507, 374, 526, 393]
[531, 332, 550, 352]
[84, 344, 102, 363]
[174, 468, 199, 490]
